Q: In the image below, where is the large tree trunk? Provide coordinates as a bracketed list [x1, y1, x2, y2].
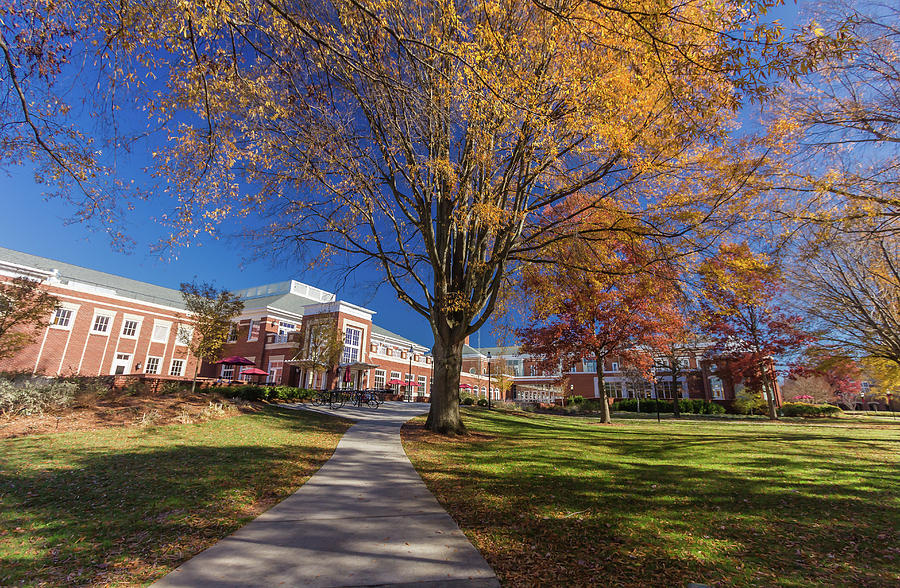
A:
[425, 336, 466, 434]
[596, 356, 611, 424]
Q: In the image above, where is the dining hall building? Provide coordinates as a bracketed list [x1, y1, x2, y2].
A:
[0, 246, 495, 397]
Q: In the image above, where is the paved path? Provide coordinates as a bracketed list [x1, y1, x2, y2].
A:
[152, 401, 499, 587]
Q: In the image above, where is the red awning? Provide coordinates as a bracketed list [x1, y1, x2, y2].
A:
[241, 367, 268, 376]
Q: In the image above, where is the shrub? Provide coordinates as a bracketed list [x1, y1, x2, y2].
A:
[476, 398, 488, 407]
[161, 381, 186, 395]
[733, 391, 768, 415]
[461, 397, 475, 405]
[228, 384, 267, 401]
[123, 379, 149, 397]
[0, 380, 77, 416]
[611, 397, 725, 415]
[570, 395, 585, 405]
[780, 402, 842, 418]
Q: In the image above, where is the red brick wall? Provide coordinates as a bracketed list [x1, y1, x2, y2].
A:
[0, 278, 199, 379]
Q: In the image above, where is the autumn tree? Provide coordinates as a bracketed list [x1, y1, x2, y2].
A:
[790, 232, 900, 371]
[772, 0, 899, 232]
[0, 276, 59, 361]
[516, 229, 682, 424]
[698, 243, 811, 419]
[3, 0, 798, 433]
[647, 298, 702, 417]
[0, 1, 136, 243]
[180, 281, 244, 393]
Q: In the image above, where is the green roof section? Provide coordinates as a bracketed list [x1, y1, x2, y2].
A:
[0, 246, 186, 309]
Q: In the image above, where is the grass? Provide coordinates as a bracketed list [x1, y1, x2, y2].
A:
[402, 407, 900, 587]
[0, 406, 351, 586]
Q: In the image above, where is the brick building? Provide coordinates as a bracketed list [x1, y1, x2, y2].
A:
[0, 245, 776, 406]
[461, 344, 783, 407]
[0, 246, 493, 397]
[0, 247, 198, 379]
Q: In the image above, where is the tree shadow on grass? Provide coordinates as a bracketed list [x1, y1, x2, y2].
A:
[0, 407, 349, 586]
[408, 410, 900, 587]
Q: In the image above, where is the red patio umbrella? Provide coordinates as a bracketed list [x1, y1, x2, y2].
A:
[214, 356, 255, 381]
[240, 366, 269, 383]
[459, 383, 472, 389]
[387, 378, 406, 385]
[215, 356, 255, 366]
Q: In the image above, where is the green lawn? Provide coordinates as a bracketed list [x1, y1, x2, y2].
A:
[0, 406, 351, 586]
[403, 408, 900, 587]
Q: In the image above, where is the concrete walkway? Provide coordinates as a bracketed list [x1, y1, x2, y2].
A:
[152, 401, 499, 587]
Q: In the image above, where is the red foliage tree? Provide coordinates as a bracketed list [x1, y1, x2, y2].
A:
[516, 233, 682, 424]
[697, 243, 812, 419]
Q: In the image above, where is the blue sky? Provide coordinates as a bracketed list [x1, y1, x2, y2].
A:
[0, 3, 804, 351]
[0, 162, 444, 347]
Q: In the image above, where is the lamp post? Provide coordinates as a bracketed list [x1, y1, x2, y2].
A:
[408, 345, 414, 402]
[487, 351, 492, 409]
[887, 391, 896, 420]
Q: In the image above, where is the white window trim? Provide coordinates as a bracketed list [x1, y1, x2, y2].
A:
[247, 319, 258, 342]
[50, 304, 79, 330]
[151, 319, 172, 343]
[90, 310, 115, 335]
[169, 358, 185, 377]
[144, 355, 163, 375]
[121, 315, 142, 339]
[175, 324, 193, 347]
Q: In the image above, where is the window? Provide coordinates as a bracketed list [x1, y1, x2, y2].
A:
[221, 364, 234, 379]
[226, 323, 238, 343]
[151, 321, 171, 343]
[861, 381, 871, 394]
[342, 326, 362, 364]
[121, 319, 139, 338]
[51, 307, 73, 328]
[169, 358, 185, 377]
[374, 369, 386, 388]
[268, 357, 284, 384]
[247, 319, 259, 342]
[279, 321, 296, 334]
[145, 356, 162, 374]
[529, 365, 536, 376]
[611, 361, 619, 372]
[710, 376, 725, 399]
[583, 360, 596, 373]
[390, 370, 401, 382]
[656, 380, 673, 399]
[91, 313, 112, 334]
[176, 325, 193, 346]
[604, 381, 623, 397]
[481, 386, 487, 397]
[418, 375, 427, 396]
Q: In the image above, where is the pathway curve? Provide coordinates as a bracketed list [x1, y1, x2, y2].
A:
[152, 401, 499, 587]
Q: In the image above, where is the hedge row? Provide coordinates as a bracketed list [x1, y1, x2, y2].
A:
[611, 398, 726, 414]
[780, 402, 842, 417]
[213, 384, 319, 402]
